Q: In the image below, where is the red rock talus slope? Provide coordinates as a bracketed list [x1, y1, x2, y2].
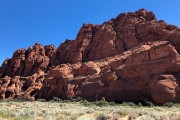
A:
[0, 9, 180, 104]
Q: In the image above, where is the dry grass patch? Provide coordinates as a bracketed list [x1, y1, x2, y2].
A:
[0, 101, 180, 120]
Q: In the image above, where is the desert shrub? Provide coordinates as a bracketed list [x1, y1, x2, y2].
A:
[18, 109, 36, 119]
[12, 97, 25, 102]
[85, 108, 95, 114]
[0, 111, 10, 119]
[111, 114, 120, 120]
[149, 111, 164, 120]
[36, 99, 46, 102]
[96, 114, 108, 120]
[168, 112, 180, 120]
[0, 109, 18, 119]
[93, 100, 110, 107]
[70, 114, 78, 120]
[137, 102, 143, 107]
[139, 115, 153, 120]
[141, 100, 154, 107]
[116, 111, 128, 117]
[80, 100, 93, 106]
[128, 114, 138, 120]
[55, 115, 64, 120]
[72, 97, 82, 102]
[26, 97, 34, 102]
[60, 111, 71, 116]
[9, 113, 18, 120]
[64, 100, 69, 102]
[174, 103, 180, 107]
[77, 99, 116, 107]
[109, 101, 116, 106]
[164, 102, 174, 107]
[121, 102, 137, 107]
[51, 97, 63, 102]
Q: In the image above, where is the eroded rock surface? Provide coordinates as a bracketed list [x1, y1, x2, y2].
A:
[0, 43, 56, 77]
[0, 73, 44, 100]
[0, 9, 180, 104]
[50, 9, 180, 66]
[37, 41, 180, 104]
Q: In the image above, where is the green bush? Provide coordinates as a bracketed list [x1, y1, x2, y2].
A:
[36, 99, 46, 102]
[137, 102, 143, 107]
[72, 97, 82, 102]
[0, 112, 10, 119]
[12, 97, 25, 102]
[143, 100, 154, 107]
[51, 97, 63, 102]
[93, 100, 110, 107]
[164, 102, 174, 107]
[79, 99, 118, 107]
[26, 97, 34, 102]
[121, 102, 137, 107]
[116, 111, 128, 117]
[80, 100, 93, 106]
[109, 101, 116, 106]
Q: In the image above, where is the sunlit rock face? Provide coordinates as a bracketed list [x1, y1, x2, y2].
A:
[0, 9, 180, 104]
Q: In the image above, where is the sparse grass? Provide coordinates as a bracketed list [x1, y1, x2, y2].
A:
[0, 100, 180, 120]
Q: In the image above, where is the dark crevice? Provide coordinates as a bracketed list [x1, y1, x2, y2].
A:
[111, 22, 121, 53]
[82, 27, 97, 62]
[134, 25, 143, 44]
[148, 51, 151, 60]
[1, 59, 11, 78]
[113, 23, 127, 52]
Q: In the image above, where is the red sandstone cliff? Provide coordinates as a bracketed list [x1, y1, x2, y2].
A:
[0, 43, 56, 77]
[0, 9, 180, 104]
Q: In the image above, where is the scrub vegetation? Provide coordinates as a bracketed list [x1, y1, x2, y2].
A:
[0, 98, 180, 120]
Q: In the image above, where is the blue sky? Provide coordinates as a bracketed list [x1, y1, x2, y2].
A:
[0, 0, 180, 65]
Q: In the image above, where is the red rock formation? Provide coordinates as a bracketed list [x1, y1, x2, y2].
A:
[149, 74, 180, 104]
[37, 41, 180, 104]
[50, 9, 180, 66]
[0, 9, 180, 104]
[0, 73, 44, 100]
[0, 43, 56, 77]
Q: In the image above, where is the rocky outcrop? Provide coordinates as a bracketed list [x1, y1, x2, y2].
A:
[37, 41, 180, 104]
[50, 9, 180, 66]
[0, 9, 180, 104]
[0, 43, 56, 78]
[0, 73, 44, 100]
[150, 74, 180, 104]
